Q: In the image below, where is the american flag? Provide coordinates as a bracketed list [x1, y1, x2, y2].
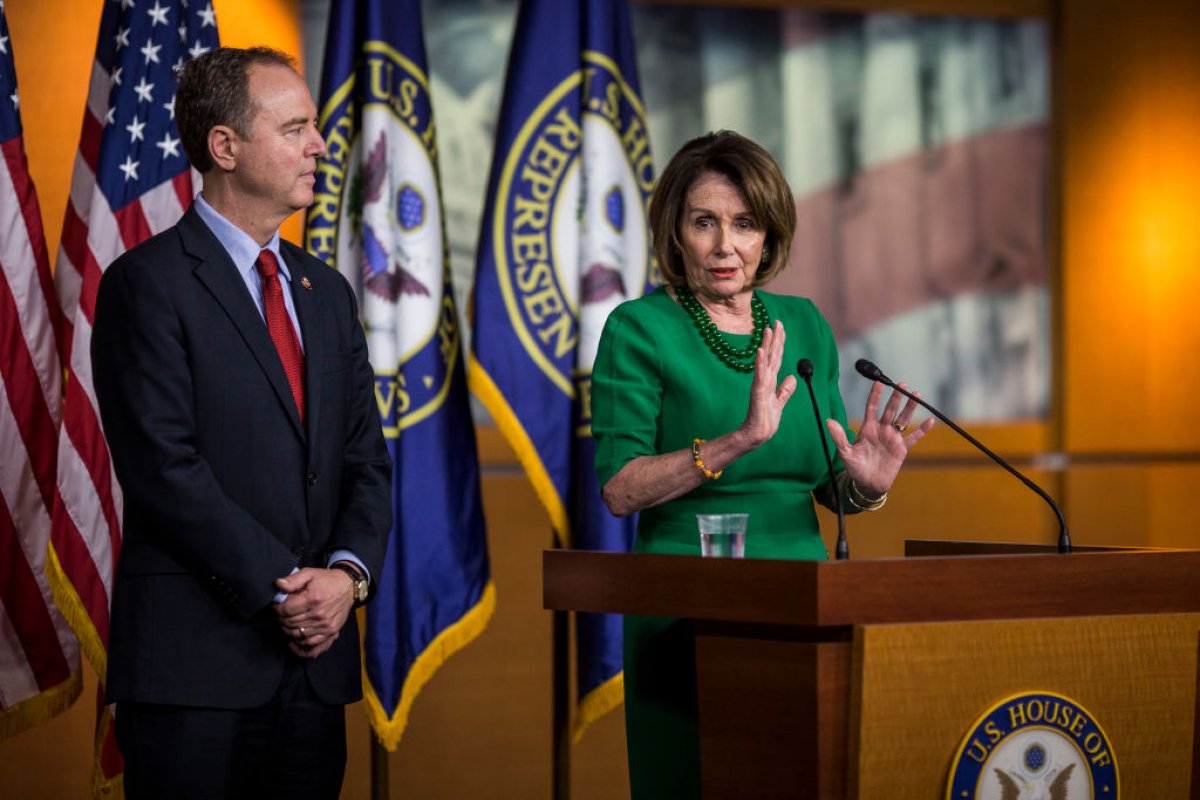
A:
[47, 0, 218, 790]
[0, 4, 82, 740]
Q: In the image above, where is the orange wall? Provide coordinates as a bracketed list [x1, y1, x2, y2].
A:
[1051, 0, 1200, 553]
[1060, 0, 1200, 455]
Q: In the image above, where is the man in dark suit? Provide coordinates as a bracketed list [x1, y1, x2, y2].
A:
[91, 46, 391, 799]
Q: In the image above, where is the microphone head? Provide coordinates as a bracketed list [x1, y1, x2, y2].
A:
[855, 358, 884, 382]
[797, 358, 814, 381]
[854, 359, 883, 381]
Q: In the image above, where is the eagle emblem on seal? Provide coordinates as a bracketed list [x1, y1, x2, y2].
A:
[356, 132, 430, 302]
[994, 761, 1075, 800]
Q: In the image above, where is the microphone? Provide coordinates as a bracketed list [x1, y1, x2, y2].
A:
[798, 358, 849, 560]
[854, 359, 1071, 554]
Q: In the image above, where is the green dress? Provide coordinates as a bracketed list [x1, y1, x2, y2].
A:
[592, 287, 852, 800]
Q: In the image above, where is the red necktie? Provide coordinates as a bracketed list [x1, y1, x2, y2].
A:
[255, 249, 306, 422]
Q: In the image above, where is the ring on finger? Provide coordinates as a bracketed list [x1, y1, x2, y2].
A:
[299, 626, 307, 640]
[891, 418, 907, 433]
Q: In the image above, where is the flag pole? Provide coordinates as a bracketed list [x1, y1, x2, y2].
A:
[371, 736, 389, 800]
[553, 597, 571, 800]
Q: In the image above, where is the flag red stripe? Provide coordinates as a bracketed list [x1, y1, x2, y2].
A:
[62, 379, 122, 560]
[0, 500, 72, 690]
[53, 309, 76, 374]
[0, 267, 58, 511]
[57, 203, 94, 365]
[115, 200, 151, 251]
[2, 139, 64, 352]
[172, 171, 194, 213]
[98, 706, 123, 782]
[49, 490, 111, 646]
[57, 204, 91, 291]
[54, 365, 123, 649]
[0, 152, 59, 513]
[77, 251, 102, 326]
[79, 109, 102, 176]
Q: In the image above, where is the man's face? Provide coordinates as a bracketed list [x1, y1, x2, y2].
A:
[233, 63, 326, 219]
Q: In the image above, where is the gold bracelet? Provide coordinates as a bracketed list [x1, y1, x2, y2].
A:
[847, 478, 887, 511]
[691, 438, 722, 480]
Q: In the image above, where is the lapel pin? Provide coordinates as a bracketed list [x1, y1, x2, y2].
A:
[300, 276, 313, 290]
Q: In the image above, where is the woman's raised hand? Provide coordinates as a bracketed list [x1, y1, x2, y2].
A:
[826, 379, 934, 496]
[738, 321, 797, 448]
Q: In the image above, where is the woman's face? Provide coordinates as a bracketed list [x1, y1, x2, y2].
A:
[678, 170, 765, 303]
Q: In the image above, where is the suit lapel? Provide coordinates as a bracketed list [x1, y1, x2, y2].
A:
[282, 245, 325, 442]
[180, 209, 306, 440]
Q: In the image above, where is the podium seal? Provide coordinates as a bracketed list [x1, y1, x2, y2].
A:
[946, 691, 1119, 799]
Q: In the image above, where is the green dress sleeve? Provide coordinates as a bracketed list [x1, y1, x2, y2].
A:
[592, 302, 663, 488]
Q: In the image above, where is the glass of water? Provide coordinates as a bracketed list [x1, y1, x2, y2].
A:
[696, 513, 748, 558]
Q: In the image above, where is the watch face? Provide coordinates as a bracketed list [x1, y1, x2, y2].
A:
[354, 579, 368, 602]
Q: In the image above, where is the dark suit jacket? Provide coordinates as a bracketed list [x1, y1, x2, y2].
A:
[92, 205, 392, 709]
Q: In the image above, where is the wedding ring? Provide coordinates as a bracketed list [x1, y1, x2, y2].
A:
[891, 420, 907, 432]
[299, 626, 307, 640]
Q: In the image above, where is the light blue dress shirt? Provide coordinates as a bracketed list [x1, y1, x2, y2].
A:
[193, 194, 305, 350]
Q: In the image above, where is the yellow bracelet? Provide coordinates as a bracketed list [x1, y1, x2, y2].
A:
[691, 438, 722, 480]
[847, 479, 887, 511]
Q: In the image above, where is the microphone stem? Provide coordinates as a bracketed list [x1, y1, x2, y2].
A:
[880, 380, 1071, 554]
[802, 379, 848, 560]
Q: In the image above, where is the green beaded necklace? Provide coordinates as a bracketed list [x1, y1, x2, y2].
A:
[677, 285, 770, 373]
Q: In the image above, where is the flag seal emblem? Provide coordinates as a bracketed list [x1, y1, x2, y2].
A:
[489, 50, 655, 397]
[946, 691, 1119, 799]
[308, 42, 456, 436]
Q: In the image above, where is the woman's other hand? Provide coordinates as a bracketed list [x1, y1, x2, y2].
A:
[826, 379, 934, 497]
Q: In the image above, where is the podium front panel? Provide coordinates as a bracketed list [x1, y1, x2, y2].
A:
[848, 613, 1200, 798]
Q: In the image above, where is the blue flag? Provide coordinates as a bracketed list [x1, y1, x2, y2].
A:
[306, 0, 493, 749]
[468, 0, 655, 740]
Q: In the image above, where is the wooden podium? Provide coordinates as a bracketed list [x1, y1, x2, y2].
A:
[543, 543, 1200, 798]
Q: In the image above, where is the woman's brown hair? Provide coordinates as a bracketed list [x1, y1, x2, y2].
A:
[648, 130, 796, 288]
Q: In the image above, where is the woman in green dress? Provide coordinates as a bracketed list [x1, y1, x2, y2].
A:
[591, 131, 934, 799]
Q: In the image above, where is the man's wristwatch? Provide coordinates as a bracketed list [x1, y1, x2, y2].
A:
[331, 561, 369, 606]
